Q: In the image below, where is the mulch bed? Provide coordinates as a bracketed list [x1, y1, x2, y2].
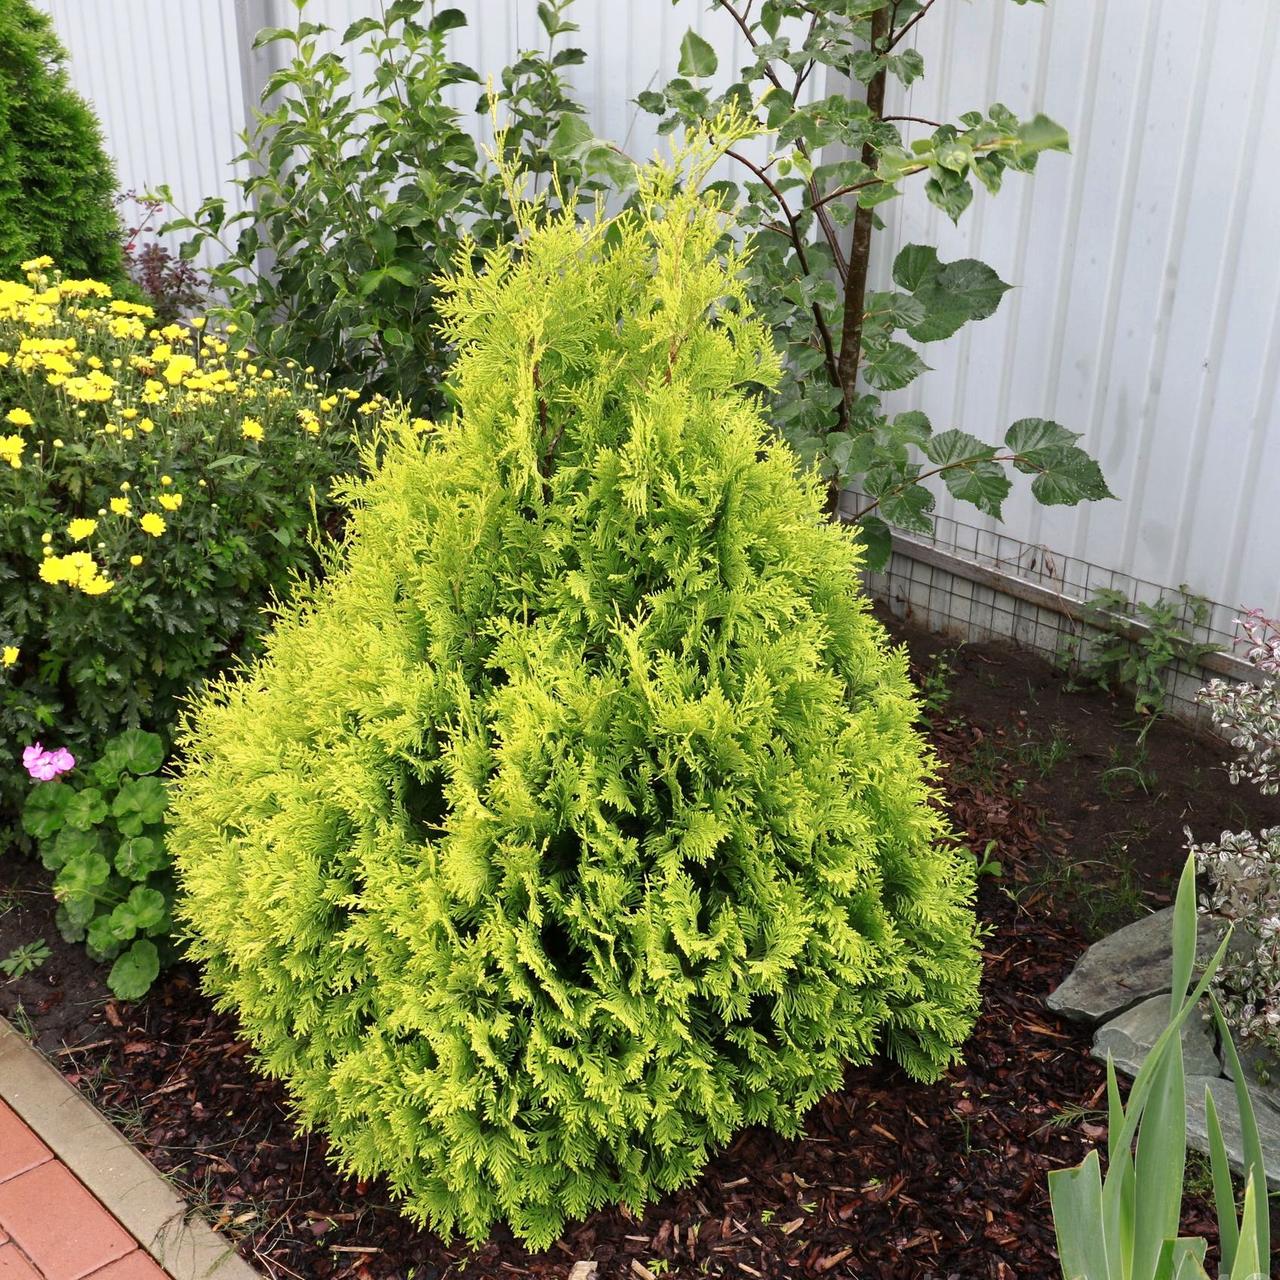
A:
[2, 624, 1257, 1280]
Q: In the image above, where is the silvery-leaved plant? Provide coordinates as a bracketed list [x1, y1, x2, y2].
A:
[1190, 611, 1280, 1063]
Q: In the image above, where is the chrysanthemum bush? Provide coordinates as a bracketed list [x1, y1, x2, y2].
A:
[0, 258, 358, 833]
[1191, 610, 1280, 1064]
[170, 142, 982, 1247]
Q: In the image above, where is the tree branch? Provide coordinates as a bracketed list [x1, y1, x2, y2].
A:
[886, 0, 941, 52]
[725, 147, 844, 415]
[834, 4, 891, 410]
[719, 0, 848, 279]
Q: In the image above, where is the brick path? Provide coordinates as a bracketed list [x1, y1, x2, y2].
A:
[0, 1100, 167, 1280]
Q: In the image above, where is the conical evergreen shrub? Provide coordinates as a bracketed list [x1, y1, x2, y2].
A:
[0, 0, 125, 281]
[170, 144, 981, 1248]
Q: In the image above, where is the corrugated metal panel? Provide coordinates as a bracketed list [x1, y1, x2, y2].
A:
[881, 0, 1280, 617]
[37, 0, 250, 268]
[34, 1, 1280, 615]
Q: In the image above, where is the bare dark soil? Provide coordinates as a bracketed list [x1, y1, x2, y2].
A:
[2, 619, 1274, 1280]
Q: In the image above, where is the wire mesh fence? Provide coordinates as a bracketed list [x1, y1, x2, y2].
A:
[838, 495, 1259, 732]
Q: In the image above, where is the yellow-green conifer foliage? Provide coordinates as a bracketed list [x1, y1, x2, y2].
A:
[170, 150, 981, 1247]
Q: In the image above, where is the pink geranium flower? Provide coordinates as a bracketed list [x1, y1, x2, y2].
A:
[22, 743, 75, 781]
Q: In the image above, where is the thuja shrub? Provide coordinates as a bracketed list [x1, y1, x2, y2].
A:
[171, 143, 981, 1247]
[0, 0, 126, 283]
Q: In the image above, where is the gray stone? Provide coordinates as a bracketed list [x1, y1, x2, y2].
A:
[1092, 995, 1221, 1078]
[1220, 1040, 1280, 1115]
[1184, 1075, 1280, 1192]
[1047, 907, 1225, 1026]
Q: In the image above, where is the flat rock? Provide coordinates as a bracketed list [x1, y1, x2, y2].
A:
[1184, 1075, 1280, 1192]
[1047, 908, 1224, 1026]
[1221, 1040, 1280, 1116]
[1092, 995, 1220, 1078]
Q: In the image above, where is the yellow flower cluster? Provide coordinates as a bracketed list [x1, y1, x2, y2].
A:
[39, 551, 113, 595]
[0, 261, 358, 604]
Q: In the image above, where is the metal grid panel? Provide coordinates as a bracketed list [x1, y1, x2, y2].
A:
[850, 498, 1250, 730]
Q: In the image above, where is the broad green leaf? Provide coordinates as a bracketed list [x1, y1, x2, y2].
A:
[876, 481, 935, 533]
[1015, 112, 1070, 161]
[907, 259, 1011, 343]
[22, 781, 73, 839]
[108, 886, 168, 941]
[64, 788, 109, 832]
[923, 431, 1010, 516]
[1005, 419, 1114, 506]
[892, 244, 940, 293]
[548, 112, 593, 160]
[46, 826, 103, 873]
[85, 915, 124, 962]
[102, 729, 165, 778]
[1229, 1176, 1264, 1280]
[108, 939, 160, 1002]
[112, 776, 170, 837]
[116, 836, 165, 881]
[677, 29, 717, 78]
[861, 340, 929, 391]
[852, 514, 892, 570]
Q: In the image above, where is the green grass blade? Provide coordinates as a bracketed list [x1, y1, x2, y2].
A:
[1212, 995, 1270, 1265]
[1204, 1087, 1240, 1272]
[1049, 1150, 1111, 1280]
[1169, 855, 1197, 1020]
[1133, 1019, 1187, 1276]
[1153, 1237, 1209, 1280]
[1228, 1174, 1263, 1280]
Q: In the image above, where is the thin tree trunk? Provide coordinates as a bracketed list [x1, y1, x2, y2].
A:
[835, 4, 891, 407]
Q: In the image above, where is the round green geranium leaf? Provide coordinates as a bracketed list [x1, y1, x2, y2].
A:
[104, 730, 166, 778]
[108, 939, 160, 1001]
[64, 788, 109, 832]
[21, 781, 73, 839]
[111, 777, 169, 837]
[115, 836, 165, 881]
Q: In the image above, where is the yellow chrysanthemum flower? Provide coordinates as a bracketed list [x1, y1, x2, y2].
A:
[129, 555, 143, 567]
[140, 512, 166, 538]
[158, 493, 182, 512]
[163, 354, 198, 385]
[0, 435, 25, 469]
[67, 518, 98, 541]
[4, 407, 33, 427]
[241, 417, 264, 441]
[109, 497, 131, 516]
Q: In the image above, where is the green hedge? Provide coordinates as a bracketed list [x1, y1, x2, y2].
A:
[0, 0, 126, 282]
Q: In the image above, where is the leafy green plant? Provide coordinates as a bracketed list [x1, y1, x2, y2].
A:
[608, 0, 1110, 564]
[1048, 853, 1270, 1279]
[0, 0, 127, 283]
[165, 0, 594, 416]
[22, 729, 172, 999]
[0, 938, 49, 979]
[170, 138, 981, 1248]
[1069, 587, 1219, 721]
[0, 263, 357, 829]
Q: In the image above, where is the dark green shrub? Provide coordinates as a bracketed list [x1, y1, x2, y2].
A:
[167, 0, 599, 417]
[0, 0, 126, 282]
[170, 144, 980, 1247]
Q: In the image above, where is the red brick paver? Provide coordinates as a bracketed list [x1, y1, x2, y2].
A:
[0, 1104, 50, 1185]
[0, 1107, 168, 1280]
